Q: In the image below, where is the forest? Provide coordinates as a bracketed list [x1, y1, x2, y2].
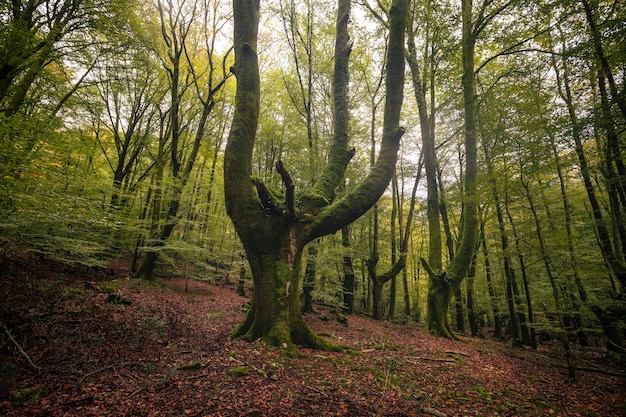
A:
[1, 0, 625, 415]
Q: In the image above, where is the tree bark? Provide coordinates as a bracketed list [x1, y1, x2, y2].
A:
[341, 226, 355, 313]
[302, 243, 317, 314]
[480, 222, 502, 338]
[466, 250, 479, 337]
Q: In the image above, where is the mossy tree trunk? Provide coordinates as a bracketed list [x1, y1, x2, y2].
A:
[367, 246, 407, 321]
[370, 275, 385, 321]
[341, 225, 356, 313]
[426, 273, 454, 338]
[302, 244, 317, 314]
[230, 219, 323, 349]
[466, 239, 479, 337]
[421, 0, 480, 339]
[224, 0, 408, 350]
[407, 3, 444, 336]
[367, 155, 420, 322]
[367, 196, 406, 321]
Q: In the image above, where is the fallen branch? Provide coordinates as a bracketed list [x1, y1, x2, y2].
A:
[0, 322, 39, 370]
[551, 363, 626, 377]
[78, 364, 118, 383]
[445, 351, 470, 357]
[418, 404, 449, 417]
[129, 386, 147, 398]
[305, 384, 328, 398]
[376, 362, 393, 408]
[417, 357, 456, 363]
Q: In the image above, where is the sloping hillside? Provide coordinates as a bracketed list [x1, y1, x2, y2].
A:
[0, 255, 624, 416]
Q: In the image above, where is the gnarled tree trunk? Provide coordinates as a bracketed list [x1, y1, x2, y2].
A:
[224, 0, 408, 350]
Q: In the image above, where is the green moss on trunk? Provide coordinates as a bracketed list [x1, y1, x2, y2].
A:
[231, 232, 342, 352]
[427, 275, 459, 340]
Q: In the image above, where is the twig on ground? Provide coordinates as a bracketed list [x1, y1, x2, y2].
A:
[376, 365, 393, 407]
[78, 364, 119, 383]
[445, 351, 470, 357]
[417, 404, 449, 417]
[229, 355, 268, 378]
[305, 384, 328, 398]
[551, 363, 626, 377]
[416, 357, 456, 363]
[129, 386, 147, 397]
[0, 322, 40, 370]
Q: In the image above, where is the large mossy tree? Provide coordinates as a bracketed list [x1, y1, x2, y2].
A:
[223, 0, 408, 349]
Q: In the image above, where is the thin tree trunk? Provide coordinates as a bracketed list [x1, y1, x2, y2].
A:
[548, 127, 587, 345]
[402, 266, 411, 317]
[367, 197, 406, 320]
[407, 4, 444, 334]
[302, 243, 318, 313]
[137, 0, 230, 279]
[131, 179, 155, 274]
[581, 0, 626, 122]
[137, 112, 167, 279]
[342, 226, 356, 313]
[551, 37, 626, 350]
[466, 250, 479, 337]
[421, 0, 479, 339]
[502, 193, 536, 349]
[480, 222, 502, 338]
[552, 32, 626, 290]
[481, 136, 521, 343]
[437, 168, 465, 333]
[521, 174, 575, 380]
[388, 276, 397, 321]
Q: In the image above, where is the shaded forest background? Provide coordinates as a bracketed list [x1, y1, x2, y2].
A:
[1, 0, 626, 355]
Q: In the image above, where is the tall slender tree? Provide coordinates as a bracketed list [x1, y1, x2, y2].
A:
[136, 0, 231, 279]
[549, 15, 626, 350]
[421, 0, 482, 339]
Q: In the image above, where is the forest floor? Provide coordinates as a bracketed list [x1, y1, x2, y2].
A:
[0, 254, 625, 417]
